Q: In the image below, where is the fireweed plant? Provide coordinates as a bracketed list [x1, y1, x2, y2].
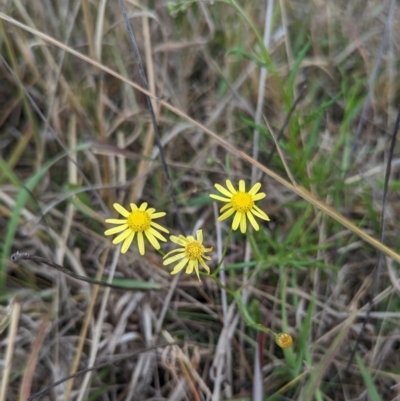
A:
[103, 180, 292, 348]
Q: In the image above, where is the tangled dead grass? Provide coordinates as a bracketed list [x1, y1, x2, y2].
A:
[1, 0, 400, 400]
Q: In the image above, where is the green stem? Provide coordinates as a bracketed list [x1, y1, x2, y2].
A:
[233, 292, 275, 335]
[211, 227, 233, 278]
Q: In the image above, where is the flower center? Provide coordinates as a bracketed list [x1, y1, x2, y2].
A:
[231, 192, 253, 213]
[127, 210, 151, 232]
[185, 241, 203, 260]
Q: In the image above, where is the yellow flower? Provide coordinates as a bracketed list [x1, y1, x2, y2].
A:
[275, 333, 293, 348]
[209, 179, 270, 233]
[104, 202, 169, 255]
[163, 230, 212, 281]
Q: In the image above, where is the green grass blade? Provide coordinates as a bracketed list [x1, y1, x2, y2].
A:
[302, 311, 357, 399]
[107, 278, 162, 290]
[0, 157, 22, 187]
[355, 353, 383, 401]
[1, 142, 91, 287]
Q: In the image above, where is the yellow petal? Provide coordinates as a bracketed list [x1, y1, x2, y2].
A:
[217, 207, 235, 221]
[145, 231, 160, 250]
[232, 212, 241, 230]
[209, 194, 231, 202]
[247, 211, 260, 231]
[196, 230, 203, 243]
[252, 205, 270, 220]
[121, 232, 135, 253]
[104, 224, 128, 236]
[238, 180, 245, 192]
[148, 227, 167, 242]
[186, 260, 194, 274]
[170, 258, 189, 274]
[192, 260, 200, 281]
[252, 192, 266, 201]
[226, 180, 236, 193]
[169, 235, 187, 246]
[139, 202, 148, 211]
[220, 203, 232, 213]
[105, 219, 127, 224]
[214, 183, 233, 197]
[163, 252, 186, 265]
[249, 182, 261, 195]
[137, 232, 145, 255]
[113, 203, 130, 217]
[240, 213, 247, 233]
[150, 211, 166, 219]
[113, 229, 132, 244]
[150, 221, 169, 233]
[199, 258, 210, 274]
[163, 248, 185, 258]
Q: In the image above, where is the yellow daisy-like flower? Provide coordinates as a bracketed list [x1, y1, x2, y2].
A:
[275, 333, 293, 348]
[104, 202, 169, 255]
[163, 230, 212, 281]
[209, 179, 270, 233]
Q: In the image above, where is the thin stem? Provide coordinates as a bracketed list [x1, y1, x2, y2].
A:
[10, 251, 150, 291]
[211, 227, 233, 278]
[117, 0, 186, 235]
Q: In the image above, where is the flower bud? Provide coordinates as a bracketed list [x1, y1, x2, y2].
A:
[275, 333, 293, 348]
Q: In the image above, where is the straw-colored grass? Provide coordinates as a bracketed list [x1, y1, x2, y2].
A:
[1, 1, 400, 400]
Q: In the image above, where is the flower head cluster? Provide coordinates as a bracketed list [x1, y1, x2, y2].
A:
[163, 230, 212, 281]
[104, 179, 270, 281]
[209, 179, 270, 233]
[104, 202, 169, 255]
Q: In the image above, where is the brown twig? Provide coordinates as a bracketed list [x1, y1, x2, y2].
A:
[10, 252, 160, 291]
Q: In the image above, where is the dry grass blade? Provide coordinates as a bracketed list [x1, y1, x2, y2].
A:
[19, 315, 50, 400]
[61, 247, 110, 401]
[75, 247, 120, 401]
[117, 0, 186, 234]
[349, 0, 396, 168]
[26, 343, 175, 401]
[0, 301, 20, 401]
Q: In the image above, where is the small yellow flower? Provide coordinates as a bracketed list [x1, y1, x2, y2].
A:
[275, 333, 293, 348]
[104, 202, 169, 255]
[209, 179, 270, 233]
[163, 230, 212, 281]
